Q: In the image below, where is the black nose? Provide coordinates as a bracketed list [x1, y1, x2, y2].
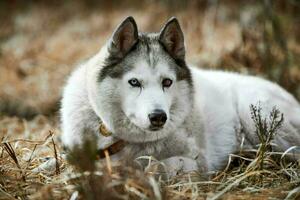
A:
[148, 109, 167, 128]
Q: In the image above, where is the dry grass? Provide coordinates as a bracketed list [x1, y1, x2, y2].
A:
[1, 106, 300, 199]
[0, 0, 300, 199]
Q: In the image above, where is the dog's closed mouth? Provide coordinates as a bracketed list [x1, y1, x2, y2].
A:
[149, 126, 163, 131]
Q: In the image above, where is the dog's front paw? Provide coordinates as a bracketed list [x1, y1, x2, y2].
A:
[162, 156, 199, 177]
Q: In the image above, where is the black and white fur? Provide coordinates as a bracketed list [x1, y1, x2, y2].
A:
[61, 16, 300, 174]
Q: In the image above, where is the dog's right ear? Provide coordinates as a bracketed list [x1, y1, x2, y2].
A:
[108, 16, 138, 59]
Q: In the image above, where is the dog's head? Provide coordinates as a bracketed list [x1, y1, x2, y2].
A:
[92, 16, 193, 142]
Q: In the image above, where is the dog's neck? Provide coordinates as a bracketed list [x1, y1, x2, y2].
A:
[98, 116, 194, 160]
[98, 122, 178, 160]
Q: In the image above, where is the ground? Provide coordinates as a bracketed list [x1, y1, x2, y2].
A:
[0, 1, 300, 199]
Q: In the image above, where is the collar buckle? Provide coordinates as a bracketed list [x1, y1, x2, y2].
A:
[99, 122, 112, 137]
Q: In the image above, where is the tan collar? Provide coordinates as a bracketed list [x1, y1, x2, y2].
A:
[97, 122, 125, 159]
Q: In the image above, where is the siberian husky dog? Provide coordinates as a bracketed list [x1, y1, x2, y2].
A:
[61, 16, 300, 174]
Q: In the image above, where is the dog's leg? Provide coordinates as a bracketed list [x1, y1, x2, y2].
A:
[61, 102, 100, 149]
[60, 71, 101, 150]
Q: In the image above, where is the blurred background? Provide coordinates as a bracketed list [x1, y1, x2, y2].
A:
[0, 0, 299, 119]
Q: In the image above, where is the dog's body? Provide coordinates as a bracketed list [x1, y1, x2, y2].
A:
[61, 17, 300, 174]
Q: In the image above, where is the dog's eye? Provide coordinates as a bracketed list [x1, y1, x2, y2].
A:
[162, 78, 173, 88]
[128, 78, 141, 87]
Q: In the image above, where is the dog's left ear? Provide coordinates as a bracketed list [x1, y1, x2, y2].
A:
[159, 17, 185, 60]
[108, 16, 138, 59]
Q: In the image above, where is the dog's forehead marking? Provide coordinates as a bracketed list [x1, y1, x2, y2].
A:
[149, 50, 155, 67]
[139, 34, 160, 68]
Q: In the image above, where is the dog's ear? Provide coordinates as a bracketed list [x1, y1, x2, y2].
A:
[108, 16, 138, 58]
[159, 17, 185, 60]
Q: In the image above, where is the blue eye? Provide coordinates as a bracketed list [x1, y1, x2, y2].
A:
[128, 78, 141, 87]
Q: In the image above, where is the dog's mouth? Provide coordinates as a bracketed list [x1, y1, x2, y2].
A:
[148, 125, 164, 131]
